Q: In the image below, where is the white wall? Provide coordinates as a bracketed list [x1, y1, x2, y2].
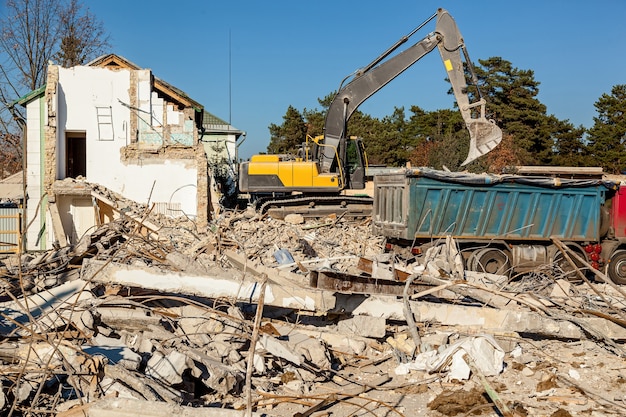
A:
[25, 96, 47, 250]
[56, 66, 199, 218]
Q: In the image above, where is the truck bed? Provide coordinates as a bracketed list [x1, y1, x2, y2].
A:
[372, 168, 614, 243]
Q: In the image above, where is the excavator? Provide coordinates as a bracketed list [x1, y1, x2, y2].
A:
[238, 8, 502, 218]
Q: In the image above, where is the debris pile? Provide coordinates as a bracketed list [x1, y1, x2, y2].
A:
[1, 189, 626, 416]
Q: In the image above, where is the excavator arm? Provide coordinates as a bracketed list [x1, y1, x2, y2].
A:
[320, 8, 502, 173]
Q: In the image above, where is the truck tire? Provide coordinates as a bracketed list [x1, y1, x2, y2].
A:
[470, 248, 511, 276]
[607, 250, 626, 285]
[552, 246, 585, 282]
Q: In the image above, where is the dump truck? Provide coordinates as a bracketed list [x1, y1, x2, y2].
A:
[372, 167, 626, 284]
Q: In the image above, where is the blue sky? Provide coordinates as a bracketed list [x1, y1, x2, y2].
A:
[86, 0, 626, 160]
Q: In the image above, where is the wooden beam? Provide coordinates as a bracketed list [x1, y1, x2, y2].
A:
[47, 202, 67, 247]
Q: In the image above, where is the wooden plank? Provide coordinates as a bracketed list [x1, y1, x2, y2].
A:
[513, 166, 604, 177]
[47, 202, 68, 247]
[357, 257, 410, 281]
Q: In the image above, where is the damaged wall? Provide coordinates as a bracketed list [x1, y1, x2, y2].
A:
[53, 65, 203, 216]
[22, 61, 211, 250]
[24, 87, 47, 251]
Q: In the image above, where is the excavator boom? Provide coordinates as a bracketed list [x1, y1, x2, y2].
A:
[320, 8, 501, 172]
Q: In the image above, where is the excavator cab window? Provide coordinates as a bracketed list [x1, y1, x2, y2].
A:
[346, 139, 360, 174]
[346, 138, 366, 189]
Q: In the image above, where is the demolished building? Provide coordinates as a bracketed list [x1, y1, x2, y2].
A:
[2, 52, 626, 417]
[11, 54, 241, 252]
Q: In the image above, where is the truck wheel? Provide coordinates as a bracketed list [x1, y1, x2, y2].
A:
[607, 250, 626, 285]
[471, 248, 511, 276]
[553, 249, 584, 282]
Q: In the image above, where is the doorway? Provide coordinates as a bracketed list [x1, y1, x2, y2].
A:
[66, 132, 86, 178]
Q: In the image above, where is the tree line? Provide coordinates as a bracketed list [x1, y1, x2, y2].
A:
[267, 57, 626, 174]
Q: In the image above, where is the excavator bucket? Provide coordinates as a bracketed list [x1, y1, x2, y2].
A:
[434, 8, 503, 166]
[462, 117, 502, 166]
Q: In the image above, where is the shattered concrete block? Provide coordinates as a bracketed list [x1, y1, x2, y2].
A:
[137, 337, 155, 354]
[119, 330, 154, 354]
[319, 332, 367, 356]
[336, 315, 386, 339]
[0, 279, 94, 336]
[146, 350, 189, 386]
[187, 353, 243, 395]
[96, 306, 162, 331]
[83, 335, 142, 371]
[89, 376, 141, 401]
[17, 342, 75, 369]
[258, 335, 302, 365]
[207, 340, 234, 359]
[551, 279, 572, 298]
[284, 213, 305, 224]
[13, 380, 34, 404]
[270, 323, 369, 356]
[226, 348, 242, 365]
[78, 309, 95, 332]
[287, 333, 331, 371]
[165, 251, 209, 275]
[420, 332, 451, 351]
[252, 352, 265, 374]
[177, 314, 225, 347]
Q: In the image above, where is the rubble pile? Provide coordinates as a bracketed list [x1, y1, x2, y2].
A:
[1, 194, 626, 416]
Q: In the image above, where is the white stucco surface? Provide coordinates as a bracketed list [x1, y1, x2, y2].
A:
[25, 97, 46, 250]
[56, 67, 198, 217]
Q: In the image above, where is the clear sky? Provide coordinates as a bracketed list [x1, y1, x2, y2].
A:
[86, 0, 626, 160]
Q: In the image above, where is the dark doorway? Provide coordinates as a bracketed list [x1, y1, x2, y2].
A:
[66, 132, 86, 178]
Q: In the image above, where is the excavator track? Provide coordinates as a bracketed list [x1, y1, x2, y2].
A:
[257, 195, 373, 220]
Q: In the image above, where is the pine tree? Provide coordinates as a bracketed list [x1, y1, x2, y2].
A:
[407, 108, 468, 170]
[475, 57, 552, 164]
[586, 85, 626, 174]
[549, 116, 587, 167]
[266, 106, 307, 155]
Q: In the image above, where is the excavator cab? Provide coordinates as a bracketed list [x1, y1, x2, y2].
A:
[345, 137, 367, 189]
[306, 134, 367, 189]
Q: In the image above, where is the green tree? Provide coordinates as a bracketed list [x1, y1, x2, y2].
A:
[549, 116, 587, 167]
[475, 57, 552, 164]
[408, 108, 469, 170]
[302, 93, 334, 138]
[350, 108, 404, 166]
[266, 105, 307, 155]
[586, 84, 626, 174]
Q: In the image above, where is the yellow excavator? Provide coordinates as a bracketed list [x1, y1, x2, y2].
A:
[239, 8, 502, 218]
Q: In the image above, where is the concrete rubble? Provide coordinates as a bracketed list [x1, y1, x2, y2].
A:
[1, 182, 626, 416]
